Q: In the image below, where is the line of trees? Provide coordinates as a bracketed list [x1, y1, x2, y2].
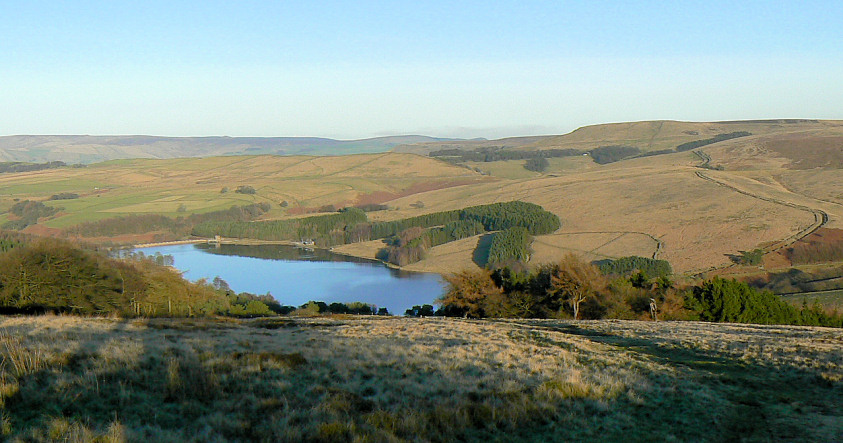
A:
[685, 278, 840, 327]
[675, 132, 752, 152]
[437, 255, 841, 327]
[47, 192, 80, 201]
[0, 161, 67, 174]
[194, 207, 368, 247]
[374, 202, 560, 266]
[429, 147, 580, 163]
[377, 220, 486, 266]
[596, 256, 673, 278]
[0, 237, 201, 316]
[68, 203, 272, 238]
[587, 146, 642, 164]
[196, 201, 561, 261]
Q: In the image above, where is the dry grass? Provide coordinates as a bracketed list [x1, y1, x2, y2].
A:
[0, 314, 840, 442]
[0, 153, 486, 227]
[383, 163, 813, 274]
[4, 121, 843, 276]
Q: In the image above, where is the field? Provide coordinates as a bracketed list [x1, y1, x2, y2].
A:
[3, 120, 843, 279]
[0, 315, 839, 442]
[0, 153, 488, 228]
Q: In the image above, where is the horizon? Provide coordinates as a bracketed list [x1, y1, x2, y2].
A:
[2, 1, 842, 139]
[2, 117, 838, 141]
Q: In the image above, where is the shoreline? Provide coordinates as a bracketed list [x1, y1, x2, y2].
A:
[132, 237, 421, 274]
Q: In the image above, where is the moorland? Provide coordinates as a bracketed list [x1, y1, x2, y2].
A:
[1, 315, 841, 441]
[2, 119, 843, 441]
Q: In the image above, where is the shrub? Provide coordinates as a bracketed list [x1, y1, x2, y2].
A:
[48, 192, 79, 200]
[524, 157, 549, 172]
[234, 185, 256, 194]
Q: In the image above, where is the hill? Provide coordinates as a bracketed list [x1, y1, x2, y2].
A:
[1, 315, 840, 441]
[0, 153, 489, 234]
[0, 135, 456, 164]
[3, 119, 843, 279]
[394, 119, 843, 155]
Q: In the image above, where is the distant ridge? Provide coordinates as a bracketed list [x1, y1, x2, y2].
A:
[3, 119, 841, 163]
[0, 134, 457, 164]
[393, 119, 843, 155]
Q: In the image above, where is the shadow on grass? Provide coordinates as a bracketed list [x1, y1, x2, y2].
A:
[472, 233, 495, 268]
[509, 321, 843, 442]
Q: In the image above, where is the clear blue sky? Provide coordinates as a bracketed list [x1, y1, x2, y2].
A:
[2, 1, 841, 139]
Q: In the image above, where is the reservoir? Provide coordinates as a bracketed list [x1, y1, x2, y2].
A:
[135, 243, 446, 315]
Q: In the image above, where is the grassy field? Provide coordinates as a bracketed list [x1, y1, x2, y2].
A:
[0, 315, 840, 442]
[0, 153, 487, 228]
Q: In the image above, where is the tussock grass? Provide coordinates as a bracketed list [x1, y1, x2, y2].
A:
[0, 315, 840, 441]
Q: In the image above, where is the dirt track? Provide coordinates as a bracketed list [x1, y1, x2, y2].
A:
[694, 169, 828, 273]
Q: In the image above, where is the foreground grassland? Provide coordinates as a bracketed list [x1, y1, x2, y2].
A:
[1, 316, 840, 442]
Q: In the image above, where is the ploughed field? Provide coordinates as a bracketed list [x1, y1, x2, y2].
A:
[1, 315, 840, 442]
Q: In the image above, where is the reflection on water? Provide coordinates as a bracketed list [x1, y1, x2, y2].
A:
[136, 243, 445, 315]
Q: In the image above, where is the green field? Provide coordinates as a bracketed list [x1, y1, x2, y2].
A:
[0, 154, 485, 229]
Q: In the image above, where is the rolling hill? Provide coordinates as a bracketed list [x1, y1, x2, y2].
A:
[0, 134, 456, 164]
[3, 119, 843, 279]
[394, 119, 843, 155]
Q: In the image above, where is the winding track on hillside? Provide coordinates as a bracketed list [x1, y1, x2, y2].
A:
[692, 164, 828, 274]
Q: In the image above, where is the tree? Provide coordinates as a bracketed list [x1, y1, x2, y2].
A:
[550, 253, 606, 319]
[524, 157, 549, 172]
[439, 269, 501, 318]
[629, 271, 649, 289]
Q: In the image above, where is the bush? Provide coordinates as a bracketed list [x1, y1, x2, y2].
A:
[524, 157, 549, 172]
[235, 185, 256, 194]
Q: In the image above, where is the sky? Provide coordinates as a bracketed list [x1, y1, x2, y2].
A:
[1, 1, 842, 139]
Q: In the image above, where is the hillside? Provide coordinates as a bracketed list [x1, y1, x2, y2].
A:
[0, 153, 489, 231]
[394, 119, 843, 155]
[1, 315, 840, 441]
[3, 120, 843, 278]
[0, 135, 456, 164]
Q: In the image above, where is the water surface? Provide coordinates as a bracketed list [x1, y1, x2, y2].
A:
[136, 243, 445, 315]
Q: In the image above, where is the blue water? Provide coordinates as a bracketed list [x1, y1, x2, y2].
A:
[135, 243, 446, 315]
